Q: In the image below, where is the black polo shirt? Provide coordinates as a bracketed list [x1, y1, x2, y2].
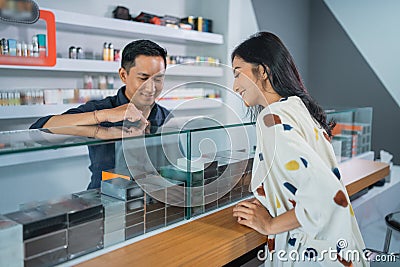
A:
[30, 86, 171, 189]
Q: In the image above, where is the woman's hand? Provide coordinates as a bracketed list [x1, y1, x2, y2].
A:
[233, 198, 273, 235]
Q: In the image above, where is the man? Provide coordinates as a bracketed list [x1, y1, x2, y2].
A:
[30, 40, 171, 189]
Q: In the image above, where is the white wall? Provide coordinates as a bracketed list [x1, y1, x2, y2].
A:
[251, 0, 311, 86]
[324, 0, 400, 107]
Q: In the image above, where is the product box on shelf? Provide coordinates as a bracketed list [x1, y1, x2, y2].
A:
[326, 107, 372, 162]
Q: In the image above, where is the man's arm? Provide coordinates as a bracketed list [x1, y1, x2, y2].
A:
[43, 111, 101, 128]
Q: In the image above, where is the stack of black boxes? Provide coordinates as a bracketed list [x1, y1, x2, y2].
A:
[0, 149, 254, 266]
[5, 197, 103, 267]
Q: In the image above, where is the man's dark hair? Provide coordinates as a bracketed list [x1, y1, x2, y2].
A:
[121, 39, 167, 73]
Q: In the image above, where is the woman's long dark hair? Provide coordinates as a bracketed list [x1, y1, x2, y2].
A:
[231, 32, 335, 136]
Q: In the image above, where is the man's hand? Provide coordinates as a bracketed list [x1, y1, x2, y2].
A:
[97, 103, 149, 125]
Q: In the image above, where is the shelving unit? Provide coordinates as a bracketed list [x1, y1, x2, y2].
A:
[0, 58, 224, 77]
[52, 9, 224, 45]
[0, 8, 225, 121]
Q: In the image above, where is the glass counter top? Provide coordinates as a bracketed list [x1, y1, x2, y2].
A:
[0, 118, 255, 155]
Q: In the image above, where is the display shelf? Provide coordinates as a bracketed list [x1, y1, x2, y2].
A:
[0, 10, 56, 67]
[0, 58, 224, 77]
[0, 104, 80, 119]
[0, 98, 223, 119]
[51, 9, 223, 45]
[0, 146, 88, 168]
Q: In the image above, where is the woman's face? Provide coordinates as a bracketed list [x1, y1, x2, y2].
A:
[232, 56, 267, 107]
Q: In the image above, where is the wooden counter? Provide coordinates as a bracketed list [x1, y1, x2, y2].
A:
[77, 158, 389, 267]
[340, 158, 390, 196]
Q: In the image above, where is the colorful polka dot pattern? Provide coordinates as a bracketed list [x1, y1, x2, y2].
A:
[337, 253, 353, 266]
[284, 182, 297, 195]
[285, 160, 299, 170]
[323, 131, 331, 142]
[263, 114, 281, 127]
[283, 124, 293, 131]
[334, 190, 348, 207]
[256, 184, 266, 197]
[332, 167, 341, 180]
[276, 195, 281, 208]
[267, 238, 275, 252]
[314, 127, 319, 141]
[337, 242, 343, 253]
[304, 247, 318, 259]
[288, 237, 296, 246]
[349, 204, 354, 216]
[300, 157, 308, 168]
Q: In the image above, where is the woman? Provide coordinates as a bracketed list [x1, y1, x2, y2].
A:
[232, 32, 368, 266]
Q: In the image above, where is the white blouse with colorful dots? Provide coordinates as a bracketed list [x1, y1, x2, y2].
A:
[251, 96, 369, 266]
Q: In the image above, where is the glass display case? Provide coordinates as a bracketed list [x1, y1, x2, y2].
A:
[0, 118, 256, 267]
[0, 107, 372, 266]
[326, 107, 373, 162]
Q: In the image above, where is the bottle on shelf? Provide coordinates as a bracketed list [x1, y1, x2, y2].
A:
[32, 36, 39, 57]
[37, 34, 46, 58]
[106, 75, 114, 89]
[77, 47, 84, 59]
[84, 75, 93, 89]
[1, 38, 9, 55]
[103, 42, 109, 61]
[16, 42, 22, 56]
[27, 44, 33, 57]
[108, 43, 114, 61]
[69, 46, 76, 59]
[98, 75, 107, 89]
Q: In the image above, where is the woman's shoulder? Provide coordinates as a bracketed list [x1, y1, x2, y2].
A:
[258, 96, 303, 121]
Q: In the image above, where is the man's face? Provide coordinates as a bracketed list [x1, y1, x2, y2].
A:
[119, 55, 165, 109]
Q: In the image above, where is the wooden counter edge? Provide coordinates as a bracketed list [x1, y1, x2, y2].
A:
[343, 159, 390, 196]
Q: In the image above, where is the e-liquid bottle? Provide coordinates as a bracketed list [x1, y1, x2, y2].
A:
[98, 75, 107, 89]
[69, 46, 76, 59]
[77, 47, 84, 59]
[32, 36, 39, 57]
[108, 43, 114, 61]
[37, 34, 46, 58]
[2, 38, 9, 55]
[27, 44, 33, 57]
[16, 42, 22, 56]
[103, 42, 109, 61]
[84, 75, 93, 89]
[106, 75, 114, 89]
